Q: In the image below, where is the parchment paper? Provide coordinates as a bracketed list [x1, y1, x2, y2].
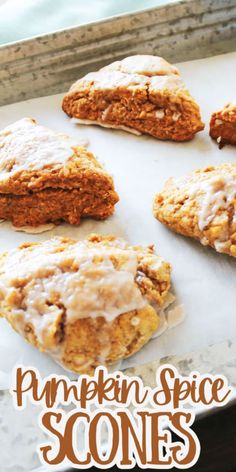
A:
[0, 51, 236, 378]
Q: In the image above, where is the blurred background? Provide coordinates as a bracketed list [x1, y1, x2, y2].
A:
[0, 0, 176, 45]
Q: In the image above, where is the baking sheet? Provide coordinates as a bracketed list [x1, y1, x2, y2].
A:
[0, 51, 236, 379]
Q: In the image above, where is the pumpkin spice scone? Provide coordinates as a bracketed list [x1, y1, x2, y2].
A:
[62, 55, 204, 141]
[0, 118, 118, 227]
[210, 101, 236, 148]
[153, 164, 236, 257]
[0, 234, 171, 374]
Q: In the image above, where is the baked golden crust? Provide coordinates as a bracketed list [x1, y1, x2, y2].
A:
[0, 234, 171, 374]
[62, 55, 204, 142]
[210, 101, 236, 148]
[153, 164, 236, 257]
[0, 118, 118, 226]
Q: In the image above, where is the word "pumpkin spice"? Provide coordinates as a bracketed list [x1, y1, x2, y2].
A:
[11, 365, 232, 469]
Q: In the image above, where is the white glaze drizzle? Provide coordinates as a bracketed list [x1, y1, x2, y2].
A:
[77, 70, 184, 93]
[0, 238, 147, 344]
[188, 174, 236, 231]
[101, 55, 179, 77]
[0, 118, 79, 181]
[79, 70, 148, 90]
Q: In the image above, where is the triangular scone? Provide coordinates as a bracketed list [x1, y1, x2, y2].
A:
[0, 234, 171, 374]
[210, 101, 236, 148]
[153, 164, 236, 257]
[0, 118, 118, 227]
[62, 55, 204, 141]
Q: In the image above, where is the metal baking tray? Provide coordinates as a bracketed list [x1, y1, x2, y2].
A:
[0, 1, 236, 470]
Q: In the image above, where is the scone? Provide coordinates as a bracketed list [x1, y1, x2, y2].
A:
[62, 55, 204, 141]
[210, 101, 236, 148]
[0, 235, 170, 373]
[153, 164, 236, 257]
[0, 118, 118, 227]
[0, 234, 171, 374]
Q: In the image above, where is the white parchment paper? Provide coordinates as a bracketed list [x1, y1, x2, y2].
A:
[0, 51, 236, 377]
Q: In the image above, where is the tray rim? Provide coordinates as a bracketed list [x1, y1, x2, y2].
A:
[0, 0, 236, 106]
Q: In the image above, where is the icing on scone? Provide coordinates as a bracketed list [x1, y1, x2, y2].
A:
[76, 70, 148, 91]
[149, 75, 185, 92]
[101, 55, 179, 77]
[76, 70, 185, 93]
[0, 238, 149, 344]
[0, 118, 77, 179]
[154, 164, 236, 257]
[188, 174, 236, 231]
